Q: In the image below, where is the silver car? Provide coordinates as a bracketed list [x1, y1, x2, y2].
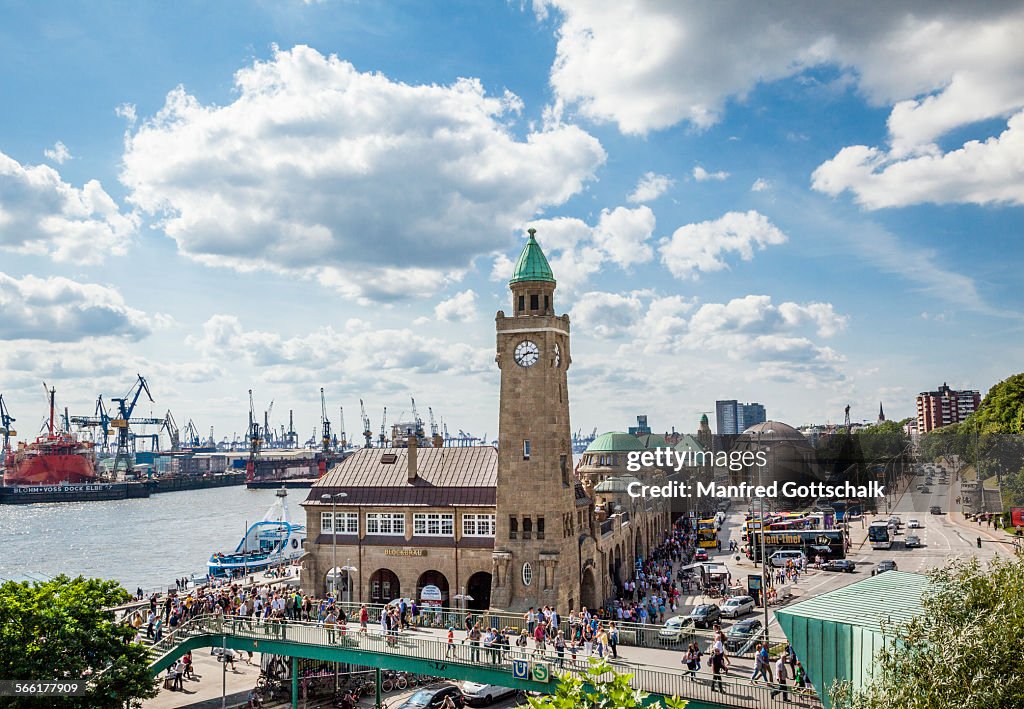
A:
[720, 595, 755, 618]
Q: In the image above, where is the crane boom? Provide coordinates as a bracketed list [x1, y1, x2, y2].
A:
[339, 406, 347, 449]
[379, 406, 387, 448]
[320, 388, 332, 453]
[360, 399, 372, 448]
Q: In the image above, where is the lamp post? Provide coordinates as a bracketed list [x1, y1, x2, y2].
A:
[321, 492, 348, 597]
[756, 428, 774, 649]
[341, 561, 358, 606]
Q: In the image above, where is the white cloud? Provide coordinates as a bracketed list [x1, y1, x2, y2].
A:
[627, 172, 673, 203]
[0, 272, 151, 342]
[120, 45, 606, 302]
[0, 150, 136, 264]
[658, 210, 787, 280]
[536, 2, 1024, 139]
[811, 110, 1024, 208]
[692, 166, 729, 182]
[751, 178, 771, 192]
[43, 141, 72, 164]
[191, 314, 492, 376]
[570, 291, 644, 338]
[115, 103, 137, 126]
[493, 205, 656, 293]
[434, 289, 477, 323]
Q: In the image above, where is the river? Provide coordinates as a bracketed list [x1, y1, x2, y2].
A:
[0, 486, 292, 592]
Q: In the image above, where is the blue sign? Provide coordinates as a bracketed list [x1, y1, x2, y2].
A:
[512, 659, 529, 681]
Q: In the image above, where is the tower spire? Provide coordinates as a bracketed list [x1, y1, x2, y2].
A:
[878, 401, 885, 422]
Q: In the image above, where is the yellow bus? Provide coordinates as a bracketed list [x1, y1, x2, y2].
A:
[697, 523, 718, 548]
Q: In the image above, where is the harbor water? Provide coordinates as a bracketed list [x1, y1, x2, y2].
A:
[0, 486, 288, 591]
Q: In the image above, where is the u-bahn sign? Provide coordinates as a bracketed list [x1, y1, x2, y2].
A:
[511, 658, 529, 680]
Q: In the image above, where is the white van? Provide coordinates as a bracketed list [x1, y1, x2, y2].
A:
[768, 550, 807, 568]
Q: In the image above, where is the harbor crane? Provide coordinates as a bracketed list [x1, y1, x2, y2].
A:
[360, 399, 372, 448]
[110, 374, 160, 476]
[70, 395, 112, 452]
[246, 389, 263, 481]
[379, 406, 388, 448]
[410, 397, 425, 439]
[320, 388, 332, 453]
[288, 410, 296, 448]
[339, 406, 347, 449]
[0, 394, 15, 457]
[163, 410, 180, 451]
[264, 399, 275, 447]
[183, 419, 201, 448]
[428, 407, 438, 438]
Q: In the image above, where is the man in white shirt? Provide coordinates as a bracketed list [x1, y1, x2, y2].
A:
[771, 653, 790, 701]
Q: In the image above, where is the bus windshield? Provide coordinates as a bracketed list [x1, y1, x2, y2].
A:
[868, 522, 892, 549]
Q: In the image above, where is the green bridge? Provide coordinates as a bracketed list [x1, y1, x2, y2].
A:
[147, 616, 821, 709]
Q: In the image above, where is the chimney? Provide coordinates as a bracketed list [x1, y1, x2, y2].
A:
[407, 435, 418, 483]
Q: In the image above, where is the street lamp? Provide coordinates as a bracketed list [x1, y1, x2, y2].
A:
[454, 590, 473, 626]
[341, 561, 358, 606]
[321, 492, 348, 597]
[756, 428, 774, 649]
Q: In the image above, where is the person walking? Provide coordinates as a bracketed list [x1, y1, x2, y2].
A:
[446, 626, 456, 659]
[683, 642, 701, 681]
[469, 622, 482, 663]
[710, 648, 728, 693]
[607, 622, 619, 659]
[750, 642, 771, 683]
[554, 631, 566, 666]
[771, 653, 790, 701]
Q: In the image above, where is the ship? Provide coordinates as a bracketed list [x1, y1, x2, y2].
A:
[207, 487, 306, 578]
[3, 386, 97, 486]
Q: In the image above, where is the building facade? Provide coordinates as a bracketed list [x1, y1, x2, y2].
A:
[716, 400, 767, 435]
[916, 382, 981, 433]
[300, 230, 670, 614]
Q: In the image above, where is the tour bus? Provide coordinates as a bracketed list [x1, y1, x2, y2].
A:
[748, 529, 847, 563]
[697, 526, 719, 548]
[868, 521, 893, 550]
[831, 499, 863, 521]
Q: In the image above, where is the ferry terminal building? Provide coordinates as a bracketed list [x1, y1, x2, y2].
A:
[300, 231, 671, 612]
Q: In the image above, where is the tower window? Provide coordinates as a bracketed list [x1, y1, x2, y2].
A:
[523, 440, 531, 460]
[509, 516, 518, 540]
[522, 517, 532, 540]
[544, 295, 549, 312]
[561, 454, 568, 486]
[530, 294, 539, 310]
[536, 517, 545, 540]
[518, 295, 525, 313]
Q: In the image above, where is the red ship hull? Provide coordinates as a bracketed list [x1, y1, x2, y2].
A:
[4, 438, 97, 486]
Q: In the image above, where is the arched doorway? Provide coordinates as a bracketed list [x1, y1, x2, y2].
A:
[369, 568, 400, 603]
[634, 532, 643, 560]
[416, 570, 450, 608]
[465, 571, 492, 610]
[580, 567, 597, 611]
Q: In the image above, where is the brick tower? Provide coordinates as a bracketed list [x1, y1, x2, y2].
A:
[490, 228, 581, 612]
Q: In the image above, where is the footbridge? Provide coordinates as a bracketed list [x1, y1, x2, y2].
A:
[148, 616, 821, 709]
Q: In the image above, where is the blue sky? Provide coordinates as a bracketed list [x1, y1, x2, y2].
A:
[1, 1, 1022, 445]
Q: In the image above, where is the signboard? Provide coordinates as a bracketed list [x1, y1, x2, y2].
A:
[420, 584, 443, 602]
[511, 659, 529, 681]
[531, 663, 550, 683]
[384, 549, 426, 557]
[1011, 507, 1024, 528]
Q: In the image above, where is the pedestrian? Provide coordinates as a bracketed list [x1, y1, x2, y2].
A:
[771, 653, 790, 701]
[446, 626, 456, 659]
[607, 622, 619, 659]
[794, 659, 809, 694]
[359, 604, 369, 633]
[555, 631, 566, 666]
[183, 650, 194, 679]
[469, 622, 482, 662]
[683, 642, 700, 680]
[710, 648, 728, 692]
[750, 643, 771, 683]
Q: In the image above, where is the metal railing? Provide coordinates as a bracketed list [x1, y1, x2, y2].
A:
[147, 614, 822, 709]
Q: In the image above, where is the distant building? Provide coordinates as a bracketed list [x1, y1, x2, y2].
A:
[627, 415, 651, 436]
[715, 400, 767, 435]
[877, 402, 885, 423]
[916, 382, 981, 433]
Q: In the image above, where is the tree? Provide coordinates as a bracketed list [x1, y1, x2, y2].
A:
[830, 551, 1024, 709]
[527, 658, 687, 709]
[971, 372, 1024, 434]
[0, 575, 158, 708]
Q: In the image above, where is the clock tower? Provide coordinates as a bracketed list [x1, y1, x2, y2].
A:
[491, 228, 580, 612]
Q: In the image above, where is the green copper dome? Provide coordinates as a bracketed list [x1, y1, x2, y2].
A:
[509, 228, 555, 284]
[585, 432, 646, 453]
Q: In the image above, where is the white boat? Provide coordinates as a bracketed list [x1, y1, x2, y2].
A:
[208, 487, 306, 578]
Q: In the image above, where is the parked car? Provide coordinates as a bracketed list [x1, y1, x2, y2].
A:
[688, 604, 721, 629]
[873, 560, 898, 575]
[720, 595, 755, 618]
[724, 619, 763, 653]
[908, 519, 921, 529]
[397, 685, 466, 709]
[657, 615, 694, 643]
[930, 506, 942, 515]
[461, 682, 517, 707]
[905, 535, 922, 548]
[919, 487, 931, 494]
[821, 559, 856, 573]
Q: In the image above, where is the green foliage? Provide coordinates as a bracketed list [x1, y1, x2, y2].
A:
[972, 372, 1024, 434]
[832, 552, 1024, 709]
[526, 658, 687, 709]
[855, 421, 909, 462]
[0, 575, 158, 708]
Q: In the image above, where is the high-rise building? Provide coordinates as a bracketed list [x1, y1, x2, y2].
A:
[916, 383, 981, 433]
[716, 400, 766, 434]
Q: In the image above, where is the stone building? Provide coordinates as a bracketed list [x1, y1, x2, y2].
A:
[300, 229, 671, 613]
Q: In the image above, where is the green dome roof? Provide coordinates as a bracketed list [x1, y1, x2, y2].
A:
[700, 413, 709, 424]
[637, 433, 668, 449]
[509, 229, 555, 284]
[585, 432, 646, 452]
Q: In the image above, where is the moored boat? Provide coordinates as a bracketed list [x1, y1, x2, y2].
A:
[3, 385, 97, 486]
[208, 487, 306, 578]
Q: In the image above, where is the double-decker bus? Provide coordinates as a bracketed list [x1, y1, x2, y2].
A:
[749, 529, 847, 562]
[831, 499, 863, 521]
[868, 521, 893, 550]
[697, 518, 719, 548]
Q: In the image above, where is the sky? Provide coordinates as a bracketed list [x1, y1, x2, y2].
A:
[1, 1, 1022, 446]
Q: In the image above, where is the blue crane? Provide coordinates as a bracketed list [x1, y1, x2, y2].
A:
[0, 393, 16, 457]
[70, 395, 112, 453]
[110, 374, 160, 476]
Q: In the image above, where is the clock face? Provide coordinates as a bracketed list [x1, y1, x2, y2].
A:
[514, 340, 540, 367]
[553, 342, 561, 368]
